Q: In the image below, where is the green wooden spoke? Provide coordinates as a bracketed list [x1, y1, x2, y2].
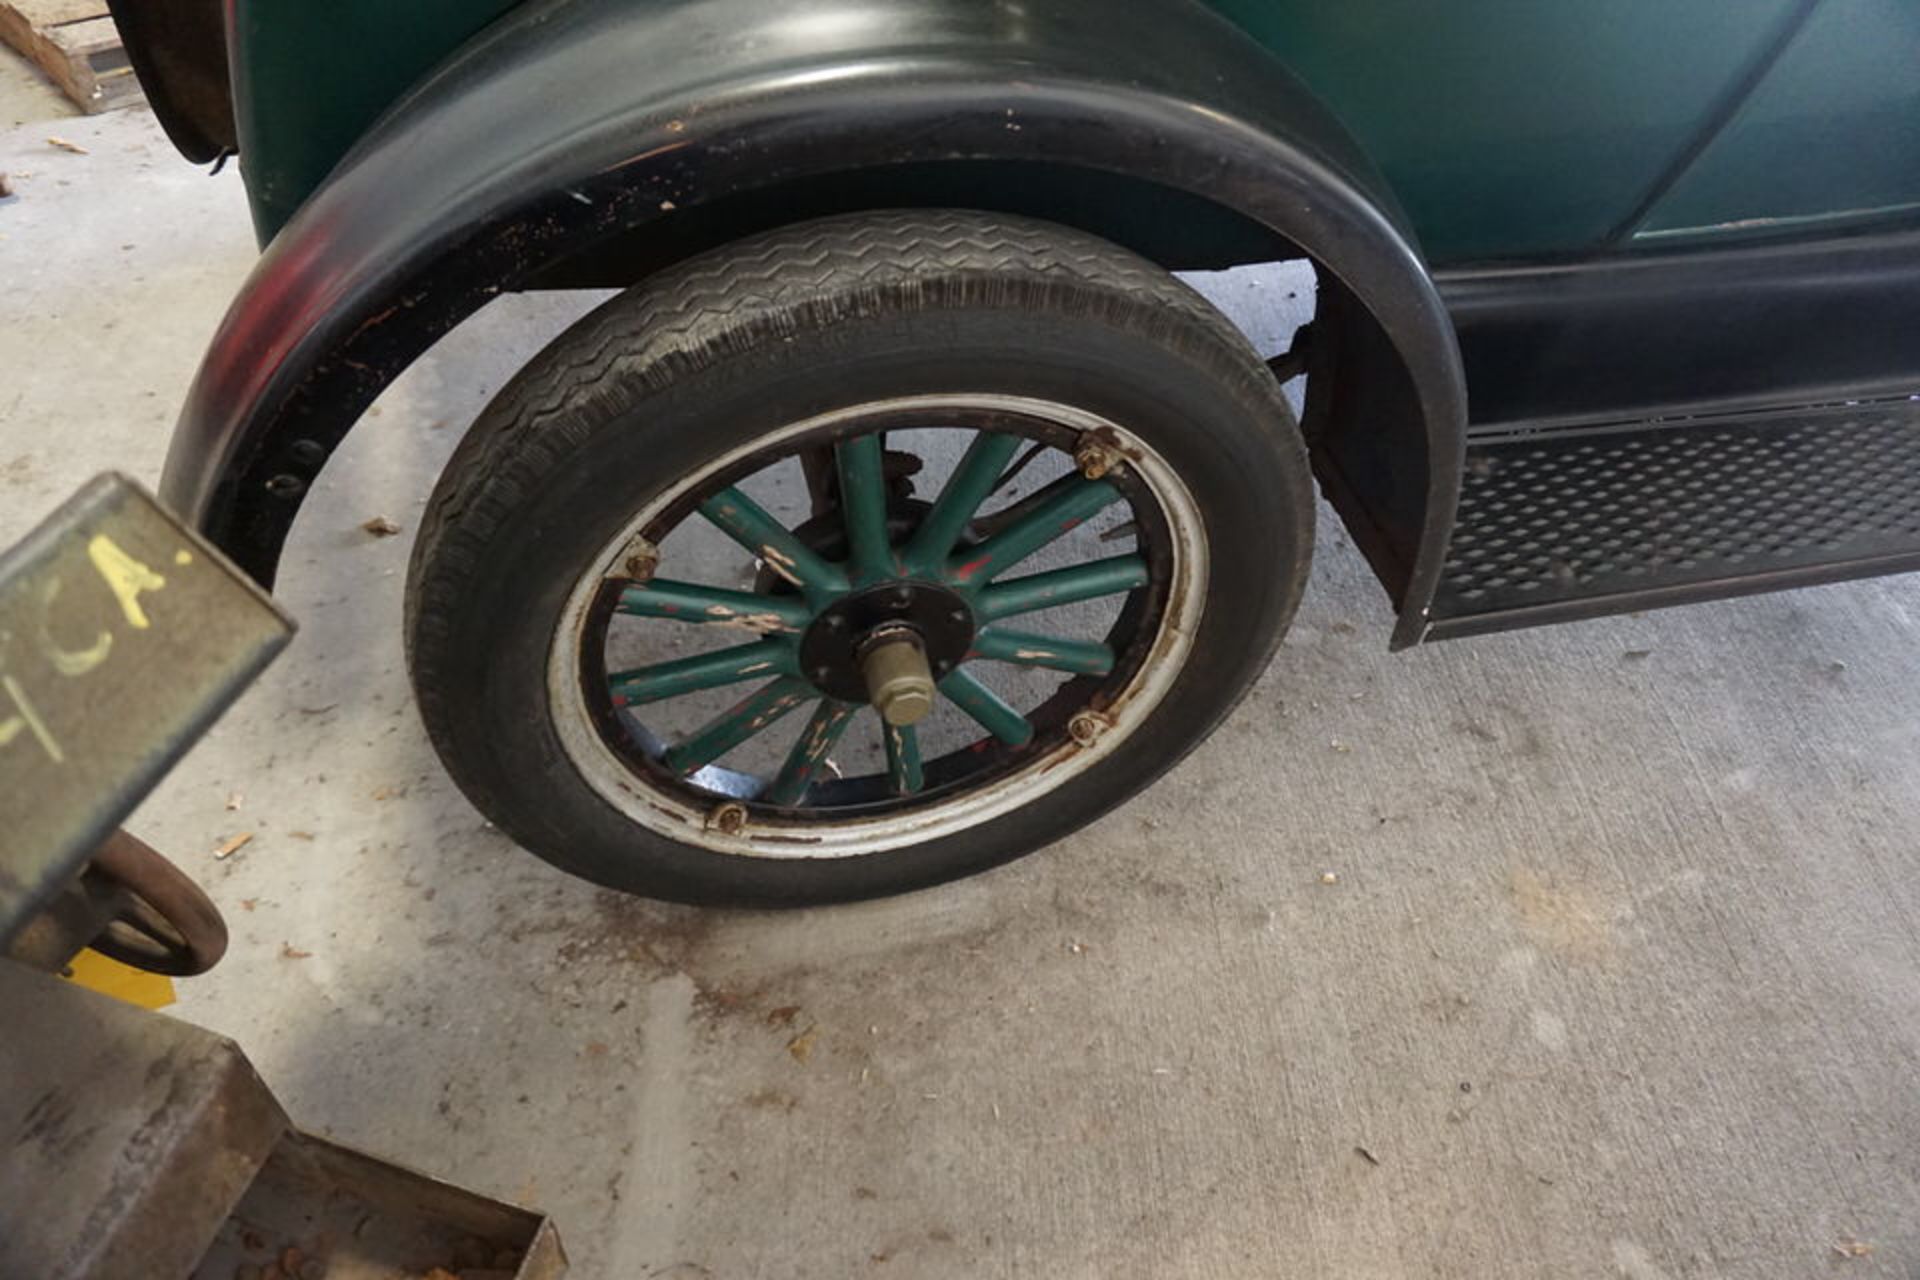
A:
[617, 580, 812, 634]
[975, 555, 1150, 622]
[699, 487, 848, 599]
[766, 698, 858, 805]
[609, 639, 797, 706]
[901, 431, 1025, 575]
[663, 676, 814, 776]
[938, 668, 1034, 746]
[972, 628, 1115, 676]
[945, 477, 1123, 587]
[835, 434, 894, 583]
[884, 722, 924, 796]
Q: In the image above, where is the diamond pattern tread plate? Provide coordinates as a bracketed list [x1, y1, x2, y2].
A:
[1428, 398, 1920, 639]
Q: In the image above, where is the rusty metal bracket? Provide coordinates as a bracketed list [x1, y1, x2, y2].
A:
[85, 828, 229, 976]
[1, 963, 567, 1280]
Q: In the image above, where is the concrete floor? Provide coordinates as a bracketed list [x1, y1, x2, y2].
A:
[6, 101, 1920, 1280]
[0, 43, 75, 128]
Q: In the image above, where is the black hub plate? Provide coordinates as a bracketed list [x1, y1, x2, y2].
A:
[799, 581, 975, 701]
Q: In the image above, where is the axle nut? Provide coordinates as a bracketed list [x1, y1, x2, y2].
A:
[861, 629, 936, 727]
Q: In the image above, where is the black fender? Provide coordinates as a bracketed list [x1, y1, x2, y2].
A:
[159, 0, 1466, 648]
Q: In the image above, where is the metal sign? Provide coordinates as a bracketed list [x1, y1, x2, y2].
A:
[0, 474, 293, 945]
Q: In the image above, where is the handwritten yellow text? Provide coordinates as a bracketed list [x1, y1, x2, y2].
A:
[87, 535, 165, 630]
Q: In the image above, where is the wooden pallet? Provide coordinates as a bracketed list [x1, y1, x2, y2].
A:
[0, 0, 141, 114]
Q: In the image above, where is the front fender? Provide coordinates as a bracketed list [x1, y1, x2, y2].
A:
[161, 0, 1466, 646]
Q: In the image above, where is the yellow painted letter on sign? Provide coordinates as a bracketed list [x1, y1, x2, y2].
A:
[86, 535, 166, 630]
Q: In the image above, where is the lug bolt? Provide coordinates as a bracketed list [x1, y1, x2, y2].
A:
[1068, 711, 1111, 747]
[616, 535, 660, 582]
[1074, 436, 1125, 480]
[706, 802, 748, 835]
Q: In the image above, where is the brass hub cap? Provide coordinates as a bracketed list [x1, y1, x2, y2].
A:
[860, 627, 936, 726]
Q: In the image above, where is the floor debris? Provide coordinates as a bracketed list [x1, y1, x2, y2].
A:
[360, 516, 403, 537]
[213, 831, 255, 860]
[280, 943, 311, 960]
[787, 1026, 818, 1063]
[46, 136, 87, 155]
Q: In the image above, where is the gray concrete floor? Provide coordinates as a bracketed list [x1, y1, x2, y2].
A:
[0, 44, 76, 129]
[6, 103, 1920, 1280]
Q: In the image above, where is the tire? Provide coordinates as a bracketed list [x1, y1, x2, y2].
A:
[406, 210, 1312, 906]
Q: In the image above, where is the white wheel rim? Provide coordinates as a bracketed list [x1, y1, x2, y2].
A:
[547, 394, 1208, 860]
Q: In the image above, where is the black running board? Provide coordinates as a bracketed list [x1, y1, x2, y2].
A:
[1424, 397, 1920, 642]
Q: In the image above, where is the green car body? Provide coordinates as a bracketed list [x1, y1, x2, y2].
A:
[221, 0, 1920, 260]
[113, 0, 1920, 648]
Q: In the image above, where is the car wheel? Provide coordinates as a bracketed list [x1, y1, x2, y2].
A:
[405, 210, 1312, 905]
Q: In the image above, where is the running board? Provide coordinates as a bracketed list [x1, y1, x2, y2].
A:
[1424, 398, 1920, 641]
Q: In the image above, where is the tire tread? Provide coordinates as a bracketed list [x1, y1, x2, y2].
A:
[405, 210, 1308, 904]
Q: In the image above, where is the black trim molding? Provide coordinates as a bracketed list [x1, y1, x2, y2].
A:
[1440, 225, 1920, 435]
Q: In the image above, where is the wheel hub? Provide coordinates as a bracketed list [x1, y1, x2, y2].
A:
[798, 580, 975, 703]
[860, 627, 936, 726]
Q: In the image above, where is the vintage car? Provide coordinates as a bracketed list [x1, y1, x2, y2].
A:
[115, 0, 1920, 904]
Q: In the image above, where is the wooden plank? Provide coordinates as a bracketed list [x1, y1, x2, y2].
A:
[0, 3, 88, 107]
[0, 5, 37, 57]
[8, 0, 106, 27]
[50, 14, 126, 62]
[52, 17, 139, 112]
[0, 2, 140, 114]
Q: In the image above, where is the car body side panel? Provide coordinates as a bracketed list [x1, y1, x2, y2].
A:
[1197, 1, 1805, 262]
[1634, 0, 1920, 243]
[227, 0, 1818, 263]
[229, 0, 520, 241]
